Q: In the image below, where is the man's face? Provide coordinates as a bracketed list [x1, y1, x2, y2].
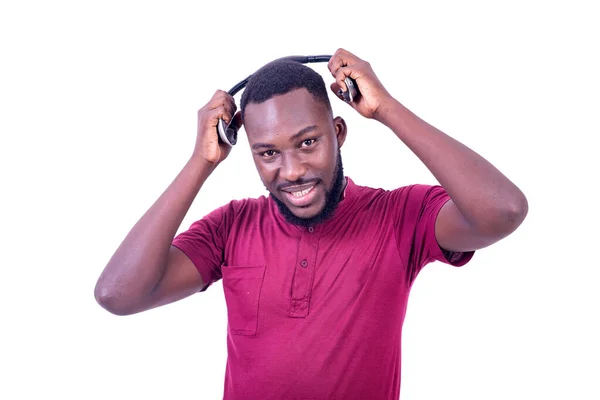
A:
[243, 88, 347, 224]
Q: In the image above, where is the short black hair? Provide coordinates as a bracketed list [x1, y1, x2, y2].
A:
[240, 59, 332, 119]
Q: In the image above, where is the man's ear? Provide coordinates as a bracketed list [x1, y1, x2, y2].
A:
[333, 116, 347, 148]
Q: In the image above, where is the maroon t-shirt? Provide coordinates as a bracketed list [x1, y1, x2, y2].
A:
[172, 178, 473, 400]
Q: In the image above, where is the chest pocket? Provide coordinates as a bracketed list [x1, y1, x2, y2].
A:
[221, 265, 266, 336]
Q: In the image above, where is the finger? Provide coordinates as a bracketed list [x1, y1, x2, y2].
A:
[327, 48, 348, 72]
[206, 106, 231, 128]
[211, 89, 229, 100]
[334, 66, 356, 92]
[328, 48, 360, 76]
[199, 90, 223, 113]
[208, 90, 236, 110]
[208, 89, 227, 106]
[206, 96, 237, 125]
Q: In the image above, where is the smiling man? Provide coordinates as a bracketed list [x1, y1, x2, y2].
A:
[242, 67, 348, 227]
[95, 49, 528, 400]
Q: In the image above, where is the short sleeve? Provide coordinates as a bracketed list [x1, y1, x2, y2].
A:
[392, 184, 474, 285]
[172, 203, 234, 292]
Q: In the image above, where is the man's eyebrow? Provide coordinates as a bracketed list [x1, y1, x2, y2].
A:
[251, 125, 319, 150]
[290, 125, 318, 142]
[252, 142, 275, 150]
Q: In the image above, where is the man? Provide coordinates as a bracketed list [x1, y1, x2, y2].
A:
[95, 49, 528, 399]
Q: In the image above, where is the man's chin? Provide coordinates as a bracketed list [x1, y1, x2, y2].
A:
[286, 204, 322, 220]
[270, 193, 327, 227]
[268, 150, 345, 227]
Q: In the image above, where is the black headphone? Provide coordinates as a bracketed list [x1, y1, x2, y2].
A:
[217, 55, 360, 146]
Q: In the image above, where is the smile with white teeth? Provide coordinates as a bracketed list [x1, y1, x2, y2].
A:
[291, 186, 314, 197]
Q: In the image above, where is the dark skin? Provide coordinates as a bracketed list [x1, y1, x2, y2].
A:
[94, 48, 527, 316]
[326, 48, 528, 252]
[244, 89, 347, 220]
[94, 91, 237, 315]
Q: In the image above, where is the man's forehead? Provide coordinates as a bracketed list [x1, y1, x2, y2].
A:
[243, 88, 329, 138]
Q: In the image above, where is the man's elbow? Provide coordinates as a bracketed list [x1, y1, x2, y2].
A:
[94, 283, 136, 316]
[505, 192, 529, 231]
[488, 192, 529, 236]
[473, 192, 528, 241]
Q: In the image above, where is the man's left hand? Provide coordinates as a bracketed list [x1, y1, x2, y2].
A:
[328, 48, 393, 120]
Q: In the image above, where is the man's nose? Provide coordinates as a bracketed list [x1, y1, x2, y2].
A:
[280, 153, 307, 183]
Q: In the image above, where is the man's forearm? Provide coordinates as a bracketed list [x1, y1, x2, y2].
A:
[376, 98, 528, 231]
[94, 156, 216, 313]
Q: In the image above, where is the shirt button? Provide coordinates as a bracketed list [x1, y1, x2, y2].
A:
[308, 227, 314, 233]
[301, 259, 308, 268]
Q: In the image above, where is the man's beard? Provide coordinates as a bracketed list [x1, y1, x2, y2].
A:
[269, 151, 345, 227]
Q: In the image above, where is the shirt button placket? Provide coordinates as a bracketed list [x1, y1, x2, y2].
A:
[289, 229, 318, 318]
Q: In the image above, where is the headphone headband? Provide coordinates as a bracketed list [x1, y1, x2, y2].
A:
[218, 54, 358, 146]
[226, 55, 332, 97]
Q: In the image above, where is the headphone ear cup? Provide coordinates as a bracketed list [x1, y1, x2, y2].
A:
[226, 124, 239, 145]
[342, 77, 359, 103]
[217, 119, 238, 146]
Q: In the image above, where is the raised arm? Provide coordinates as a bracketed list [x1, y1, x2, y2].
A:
[328, 49, 528, 253]
[94, 90, 240, 315]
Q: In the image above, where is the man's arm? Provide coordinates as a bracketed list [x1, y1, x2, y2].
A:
[328, 49, 528, 252]
[94, 90, 240, 315]
[376, 101, 527, 252]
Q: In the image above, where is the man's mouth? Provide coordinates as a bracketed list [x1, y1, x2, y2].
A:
[281, 182, 318, 207]
[290, 187, 313, 197]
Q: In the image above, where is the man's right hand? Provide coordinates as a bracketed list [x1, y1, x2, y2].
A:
[194, 90, 242, 165]
[96, 91, 242, 315]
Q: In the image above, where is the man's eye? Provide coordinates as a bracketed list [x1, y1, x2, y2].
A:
[262, 150, 276, 157]
[301, 139, 315, 147]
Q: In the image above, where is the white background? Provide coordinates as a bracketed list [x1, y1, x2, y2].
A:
[1, 0, 598, 399]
